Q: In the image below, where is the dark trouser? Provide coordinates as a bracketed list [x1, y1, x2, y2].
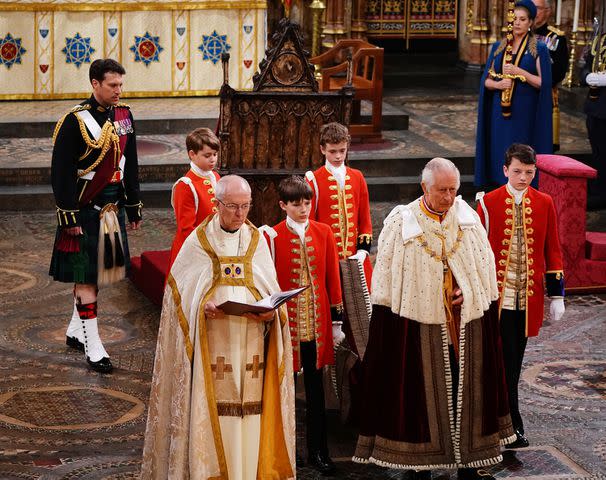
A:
[297, 340, 329, 456]
[448, 344, 459, 416]
[586, 115, 606, 206]
[499, 309, 528, 433]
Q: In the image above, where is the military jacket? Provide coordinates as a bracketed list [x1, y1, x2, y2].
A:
[581, 34, 606, 120]
[535, 23, 569, 86]
[306, 166, 372, 259]
[477, 185, 564, 337]
[264, 220, 343, 371]
[51, 95, 142, 228]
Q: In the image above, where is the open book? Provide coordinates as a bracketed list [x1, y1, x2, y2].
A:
[217, 286, 309, 316]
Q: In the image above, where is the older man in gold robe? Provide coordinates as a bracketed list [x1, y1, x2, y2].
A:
[141, 175, 295, 480]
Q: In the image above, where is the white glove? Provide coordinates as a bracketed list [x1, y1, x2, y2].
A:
[332, 322, 346, 346]
[586, 72, 606, 87]
[549, 298, 565, 322]
[348, 250, 368, 262]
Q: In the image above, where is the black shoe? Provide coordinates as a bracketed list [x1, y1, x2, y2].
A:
[307, 451, 336, 476]
[507, 429, 529, 449]
[66, 335, 85, 352]
[87, 356, 113, 373]
[457, 467, 495, 479]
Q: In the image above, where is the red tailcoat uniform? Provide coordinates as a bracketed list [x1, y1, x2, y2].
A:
[265, 220, 343, 371]
[169, 169, 220, 268]
[477, 185, 564, 337]
[306, 165, 373, 283]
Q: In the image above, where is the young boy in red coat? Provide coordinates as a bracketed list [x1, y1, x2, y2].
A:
[476, 143, 565, 448]
[168, 128, 220, 269]
[306, 122, 373, 284]
[261, 175, 344, 476]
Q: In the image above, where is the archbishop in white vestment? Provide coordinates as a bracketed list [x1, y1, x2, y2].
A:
[141, 210, 295, 479]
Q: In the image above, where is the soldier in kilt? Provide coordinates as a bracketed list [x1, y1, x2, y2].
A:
[49, 58, 143, 373]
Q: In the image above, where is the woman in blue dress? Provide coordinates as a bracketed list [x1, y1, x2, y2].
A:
[475, 0, 552, 187]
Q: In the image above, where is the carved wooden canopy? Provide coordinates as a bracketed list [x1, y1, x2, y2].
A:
[252, 19, 318, 93]
[217, 20, 354, 224]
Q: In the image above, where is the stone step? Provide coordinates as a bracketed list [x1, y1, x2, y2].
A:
[0, 175, 477, 211]
[0, 152, 473, 187]
[0, 105, 408, 138]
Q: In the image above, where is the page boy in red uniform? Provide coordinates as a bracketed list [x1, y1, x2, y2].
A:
[476, 143, 565, 448]
[168, 128, 220, 269]
[261, 175, 344, 476]
[306, 122, 373, 284]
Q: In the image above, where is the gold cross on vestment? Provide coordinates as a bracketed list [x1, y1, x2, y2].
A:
[246, 355, 264, 378]
[211, 356, 233, 380]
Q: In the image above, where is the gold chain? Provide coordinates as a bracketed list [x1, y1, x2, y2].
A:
[416, 229, 464, 263]
[77, 120, 120, 177]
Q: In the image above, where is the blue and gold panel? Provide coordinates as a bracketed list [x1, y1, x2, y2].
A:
[190, 9, 236, 92]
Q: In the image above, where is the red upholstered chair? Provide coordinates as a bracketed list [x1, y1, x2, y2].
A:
[537, 154, 606, 292]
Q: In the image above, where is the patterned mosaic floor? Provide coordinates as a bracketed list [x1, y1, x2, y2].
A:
[0, 209, 604, 479]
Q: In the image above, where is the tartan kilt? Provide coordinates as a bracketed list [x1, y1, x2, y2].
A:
[49, 185, 131, 284]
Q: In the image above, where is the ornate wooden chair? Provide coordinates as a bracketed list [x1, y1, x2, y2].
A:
[311, 39, 384, 141]
[218, 19, 354, 226]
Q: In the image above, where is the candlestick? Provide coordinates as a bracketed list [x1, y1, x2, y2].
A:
[572, 0, 580, 32]
[555, 0, 562, 26]
[563, 30, 578, 87]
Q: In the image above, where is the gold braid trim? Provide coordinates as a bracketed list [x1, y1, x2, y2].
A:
[75, 118, 120, 177]
[591, 34, 606, 73]
[51, 104, 91, 145]
[547, 25, 564, 36]
[358, 233, 372, 244]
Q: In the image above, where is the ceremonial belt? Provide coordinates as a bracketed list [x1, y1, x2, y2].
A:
[76, 110, 126, 181]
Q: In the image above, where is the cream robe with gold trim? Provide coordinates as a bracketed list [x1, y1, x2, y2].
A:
[372, 197, 499, 327]
[141, 214, 295, 480]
